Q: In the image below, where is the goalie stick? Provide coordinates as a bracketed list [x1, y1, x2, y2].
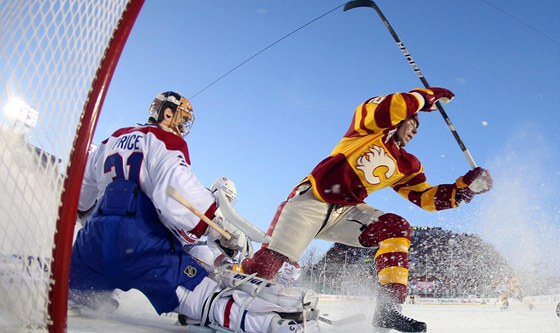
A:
[166, 186, 232, 240]
[344, 0, 477, 169]
[213, 187, 271, 244]
[166, 186, 271, 244]
[318, 312, 366, 326]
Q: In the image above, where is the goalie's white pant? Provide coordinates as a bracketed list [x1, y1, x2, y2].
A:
[175, 277, 288, 332]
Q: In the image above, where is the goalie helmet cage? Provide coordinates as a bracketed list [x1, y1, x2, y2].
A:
[0, 0, 144, 332]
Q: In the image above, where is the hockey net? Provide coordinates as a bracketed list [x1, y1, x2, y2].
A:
[0, 1, 144, 332]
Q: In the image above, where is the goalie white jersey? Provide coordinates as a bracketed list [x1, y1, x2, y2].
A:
[79, 124, 217, 244]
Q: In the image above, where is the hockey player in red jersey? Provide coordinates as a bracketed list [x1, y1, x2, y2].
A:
[70, 91, 319, 333]
[242, 87, 493, 332]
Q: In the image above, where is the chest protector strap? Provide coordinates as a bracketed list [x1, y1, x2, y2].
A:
[97, 179, 156, 220]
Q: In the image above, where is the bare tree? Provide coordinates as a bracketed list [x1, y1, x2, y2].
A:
[301, 246, 319, 267]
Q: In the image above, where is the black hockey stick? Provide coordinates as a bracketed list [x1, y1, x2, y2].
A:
[344, 0, 477, 169]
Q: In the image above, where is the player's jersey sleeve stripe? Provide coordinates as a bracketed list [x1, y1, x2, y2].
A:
[433, 184, 457, 210]
[396, 182, 459, 212]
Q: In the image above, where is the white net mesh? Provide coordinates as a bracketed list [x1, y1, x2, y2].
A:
[0, 0, 132, 330]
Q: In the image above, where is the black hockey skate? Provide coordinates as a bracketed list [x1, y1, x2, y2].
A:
[372, 304, 427, 332]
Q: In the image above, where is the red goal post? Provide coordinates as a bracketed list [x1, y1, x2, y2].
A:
[0, 1, 144, 332]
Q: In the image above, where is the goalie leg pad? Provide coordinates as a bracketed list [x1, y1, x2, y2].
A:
[205, 291, 319, 333]
[176, 261, 321, 332]
[191, 285, 283, 332]
[176, 277, 220, 324]
[210, 294, 279, 332]
[215, 268, 319, 317]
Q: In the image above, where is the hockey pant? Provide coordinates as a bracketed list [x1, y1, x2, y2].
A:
[245, 181, 412, 303]
[69, 179, 208, 314]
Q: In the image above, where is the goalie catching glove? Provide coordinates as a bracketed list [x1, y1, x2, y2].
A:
[410, 87, 455, 111]
[455, 167, 493, 204]
[206, 210, 254, 260]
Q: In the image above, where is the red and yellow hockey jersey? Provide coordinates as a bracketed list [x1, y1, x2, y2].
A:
[306, 91, 459, 211]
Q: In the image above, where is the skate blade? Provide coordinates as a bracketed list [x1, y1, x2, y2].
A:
[372, 327, 392, 333]
[372, 326, 427, 333]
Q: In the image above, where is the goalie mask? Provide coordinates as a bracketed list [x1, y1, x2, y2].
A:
[211, 176, 237, 205]
[149, 91, 194, 137]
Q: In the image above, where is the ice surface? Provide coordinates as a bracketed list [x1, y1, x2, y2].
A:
[317, 299, 559, 333]
[59, 290, 560, 333]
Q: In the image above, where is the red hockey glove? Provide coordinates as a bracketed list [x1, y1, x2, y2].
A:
[455, 167, 493, 204]
[410, 87, 455, 111]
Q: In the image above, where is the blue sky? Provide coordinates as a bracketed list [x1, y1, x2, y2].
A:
[97, 1, 560, 274]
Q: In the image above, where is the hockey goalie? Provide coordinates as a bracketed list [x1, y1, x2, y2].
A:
[68, 91, 320, 332]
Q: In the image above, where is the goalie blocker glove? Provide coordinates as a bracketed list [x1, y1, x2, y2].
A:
[206, 208, 254, 260]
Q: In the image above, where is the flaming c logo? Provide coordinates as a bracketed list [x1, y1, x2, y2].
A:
[355, 145, 396, 185]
